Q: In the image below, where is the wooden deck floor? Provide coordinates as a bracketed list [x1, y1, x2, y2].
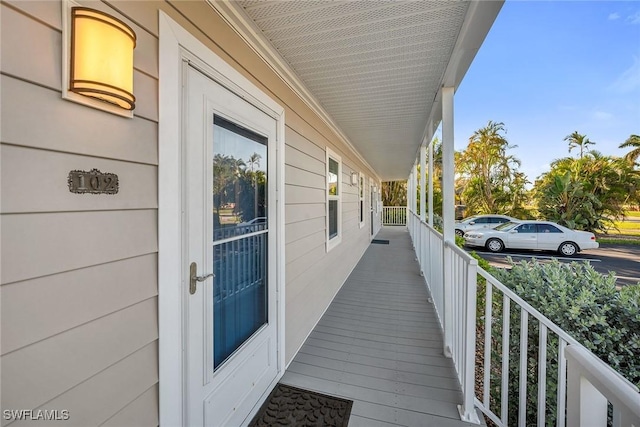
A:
[281, 227, 482, 426]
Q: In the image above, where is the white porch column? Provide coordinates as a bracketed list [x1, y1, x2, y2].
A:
[442, 86, 455, 358]
[428, 140, 434, 226]
[412, 161, 418, 214]
[419, 145, 426, 222]
[441, 87, 455, 243]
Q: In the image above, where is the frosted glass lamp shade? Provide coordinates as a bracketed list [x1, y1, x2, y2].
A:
[70, 7, 136, 110]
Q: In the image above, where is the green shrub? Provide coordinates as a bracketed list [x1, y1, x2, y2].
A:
[481, 260, 640, 425]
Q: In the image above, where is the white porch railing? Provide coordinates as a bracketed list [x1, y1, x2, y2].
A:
[407, 210, 640, 426]
[381, 206, 407, 225]
[566, 345, 640, 427]
[408, 211, 479, 423]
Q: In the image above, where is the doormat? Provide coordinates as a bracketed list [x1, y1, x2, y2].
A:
[248, 383, 353, 427]
[371, 239, 390, 244]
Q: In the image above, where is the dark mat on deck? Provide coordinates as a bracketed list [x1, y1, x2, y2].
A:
[371, 239, 390, 244]
[248, 383, 353, 427]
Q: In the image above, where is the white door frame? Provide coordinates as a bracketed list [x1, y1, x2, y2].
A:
[158, 12, 286, 426]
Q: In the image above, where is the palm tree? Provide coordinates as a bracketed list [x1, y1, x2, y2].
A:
[564, 131, 595, 159]
[619, 134, 640, 164]
[247, 152, 261, 217]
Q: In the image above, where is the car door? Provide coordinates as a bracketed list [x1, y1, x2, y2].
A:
[536, 223, 565, 251]
[507, 222, 538, 250]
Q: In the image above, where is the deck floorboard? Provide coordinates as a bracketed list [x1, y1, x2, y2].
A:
[281, 227, 483, 426]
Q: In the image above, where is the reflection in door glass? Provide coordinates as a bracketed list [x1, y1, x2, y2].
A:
[213, 116, 267, 241]
[213, 115, 268, 369]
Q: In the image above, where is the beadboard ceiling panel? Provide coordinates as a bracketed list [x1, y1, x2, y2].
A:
[233, 0, 501, 180]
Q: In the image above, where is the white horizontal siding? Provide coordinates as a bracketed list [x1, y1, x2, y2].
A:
[1, 75, 157, 164]
[102, 384, 159, 427]
[1, 254, 158, 355]
[1, 298, 158, 415]
[1, 210, 157, 285]
[1, 1, 160, 422]
[11, 343, 158, 427]
[0, 145, 157, 213]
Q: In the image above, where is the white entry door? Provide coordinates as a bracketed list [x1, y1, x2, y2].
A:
[185, 64, 278, 426]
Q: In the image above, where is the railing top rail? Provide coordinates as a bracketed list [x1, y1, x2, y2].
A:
[445, 240, 477, 264]
[409, 210, 444, 242]
[566, 345, 640, 403]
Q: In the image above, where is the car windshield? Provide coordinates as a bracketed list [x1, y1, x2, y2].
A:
[494, 221, 519, 231]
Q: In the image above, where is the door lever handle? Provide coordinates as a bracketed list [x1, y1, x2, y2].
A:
[193, 273, 214, 282]
[189, 262, 214, 295]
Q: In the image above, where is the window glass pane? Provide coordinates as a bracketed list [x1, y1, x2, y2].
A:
[539, 224, 562, 233]
[213, 116, 267, 241]
[517, 223, 536, 233]
[359, 176, 364, 198]
[328, 158, 339, 195]
[328, 200, 338, 239]
[360, 201, 364, 222]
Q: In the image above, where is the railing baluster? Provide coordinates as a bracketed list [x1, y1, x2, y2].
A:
[538, 323, 548, 427]
[483, 282, 493, 408]
[557, 339, 567, 427]
[519, 309, 529, 427]
[501, 295, 511, 424]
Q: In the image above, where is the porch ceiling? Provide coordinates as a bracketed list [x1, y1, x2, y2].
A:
[234, 1, 502, 180]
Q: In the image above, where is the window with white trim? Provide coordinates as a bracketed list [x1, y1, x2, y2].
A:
[326, 148, 342, 251]
[359, 173, 365, 228]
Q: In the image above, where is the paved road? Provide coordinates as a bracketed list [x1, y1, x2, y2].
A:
[471, 244, 640, 287]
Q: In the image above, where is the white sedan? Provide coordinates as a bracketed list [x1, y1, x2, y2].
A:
[454, 214, 517, 237]
[463, 220, 599, 256]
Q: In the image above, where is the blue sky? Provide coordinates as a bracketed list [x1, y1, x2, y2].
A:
[452, 0, 640, 184]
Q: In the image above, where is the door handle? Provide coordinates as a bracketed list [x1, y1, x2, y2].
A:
[189, 262, 214, 295]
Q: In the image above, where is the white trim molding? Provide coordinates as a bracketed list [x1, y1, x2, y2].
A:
[326, 147, 342, 252]
[158, 11, 286, 426]
[359, 172, 366, 229]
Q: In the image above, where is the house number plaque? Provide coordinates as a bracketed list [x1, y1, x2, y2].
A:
[68, 169, 119, 194]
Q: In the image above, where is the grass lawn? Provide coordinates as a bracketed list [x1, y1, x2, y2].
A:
[597, 237, 640, 245]
[599, 213, 640, 243]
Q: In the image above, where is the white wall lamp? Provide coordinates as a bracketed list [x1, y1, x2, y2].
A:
[62, 1, 136, 116]
[350, 171, 359, 186]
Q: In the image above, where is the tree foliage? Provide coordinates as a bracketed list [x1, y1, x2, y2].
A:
[381, 181, 407, 206]
[456, 121, 530, 217]
[619, 134, 640, 165]
[213, 153, 266, 222]
[534, 151, 640, 231]
[564, 131, 595, 159]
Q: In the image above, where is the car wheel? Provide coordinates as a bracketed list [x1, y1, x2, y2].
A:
[486, 238, 504, 253]
[455, 229, 464, 237]
[558, 242, 578, 256]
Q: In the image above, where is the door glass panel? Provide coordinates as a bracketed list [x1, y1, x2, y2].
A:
[212, 115, 268, 369]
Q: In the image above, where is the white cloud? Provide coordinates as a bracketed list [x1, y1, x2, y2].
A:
[593, 111, 614, 121]
[627, 11, 640, 24]
[609, 55, 640, 93]
[608, 12, 620, 20]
